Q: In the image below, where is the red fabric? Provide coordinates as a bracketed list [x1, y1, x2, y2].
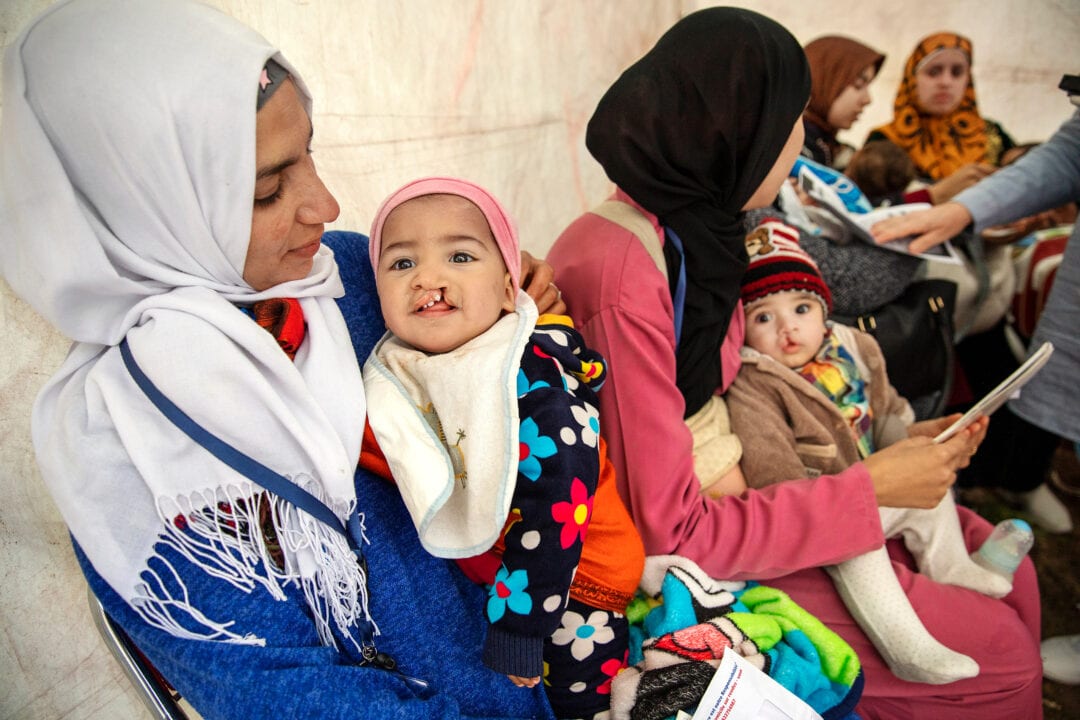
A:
[901, 188, 933, 205]
[359, 421, 392, 480]
[251, 298, 305, 360]
[1012, 232, 1068, 337]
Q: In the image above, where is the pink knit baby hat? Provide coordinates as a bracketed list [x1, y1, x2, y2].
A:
[368, 176, 521, 291]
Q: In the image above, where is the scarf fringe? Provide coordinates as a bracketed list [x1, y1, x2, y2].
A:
[134, 480, 376, 652]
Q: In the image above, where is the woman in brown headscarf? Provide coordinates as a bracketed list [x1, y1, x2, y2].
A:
[802, 36, 885, 170]
[868, 32, 1014, 203]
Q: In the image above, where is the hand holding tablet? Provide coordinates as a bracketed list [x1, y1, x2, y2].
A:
[934, 342, 1054, 443]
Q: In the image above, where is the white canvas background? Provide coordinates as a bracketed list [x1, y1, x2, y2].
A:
[1, 1, 1076, 717]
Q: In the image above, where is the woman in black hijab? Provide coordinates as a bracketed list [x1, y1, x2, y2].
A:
[585, 7, 809, 415]
[547, 8, 1041, 718]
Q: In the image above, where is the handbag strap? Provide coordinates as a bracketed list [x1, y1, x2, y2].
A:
[590, 200, 667, 274]
[589, 199, 687, 344]
[118, 338, 361, 553]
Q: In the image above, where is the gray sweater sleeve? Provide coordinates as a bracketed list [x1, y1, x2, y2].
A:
[954, 110, 1080, 231]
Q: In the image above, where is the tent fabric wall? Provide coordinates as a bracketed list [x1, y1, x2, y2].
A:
[1, 1, 1076, 717]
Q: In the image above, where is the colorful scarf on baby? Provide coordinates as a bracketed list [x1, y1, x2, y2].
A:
[872, 32, 987, 180]
[610, 556, 862, 720]
[797, 332, 874, 459]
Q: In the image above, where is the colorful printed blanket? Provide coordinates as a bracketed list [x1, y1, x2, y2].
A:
[610, 556, 863, 720]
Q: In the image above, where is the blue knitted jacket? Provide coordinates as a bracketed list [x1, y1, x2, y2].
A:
[78, 231, 554, 720]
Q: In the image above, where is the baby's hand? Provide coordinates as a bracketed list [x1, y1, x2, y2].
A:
[507, 674, 541, 688]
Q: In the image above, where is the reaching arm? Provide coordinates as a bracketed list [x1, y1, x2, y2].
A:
[873, 111, 1080, 253]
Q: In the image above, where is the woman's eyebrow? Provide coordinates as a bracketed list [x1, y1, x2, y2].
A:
[256, 124, 314, 180]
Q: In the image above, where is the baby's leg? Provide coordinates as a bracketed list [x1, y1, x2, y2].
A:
[827, 547, 979, 684]
[879, 495, 1012, 598]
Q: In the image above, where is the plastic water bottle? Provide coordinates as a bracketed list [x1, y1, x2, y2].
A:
[971, 519, 1034, 582]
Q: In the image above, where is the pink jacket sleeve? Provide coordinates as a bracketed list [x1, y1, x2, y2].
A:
[546, 199, 884, 580]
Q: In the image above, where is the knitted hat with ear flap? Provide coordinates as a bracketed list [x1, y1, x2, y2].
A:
[740, 219, 833, 315]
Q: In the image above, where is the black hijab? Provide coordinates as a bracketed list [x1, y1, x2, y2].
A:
[586, 7, 810, 416]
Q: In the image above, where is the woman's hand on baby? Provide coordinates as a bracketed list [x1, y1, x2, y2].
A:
[520, 250, 567, 315]
[507, 674, 541, 688]
[926, 162, 996, 205]
[871, 202, 973, 254]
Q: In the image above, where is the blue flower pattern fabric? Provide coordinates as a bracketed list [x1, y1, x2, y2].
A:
[483, 320, 606, 641]
[479, 318, 630, 718]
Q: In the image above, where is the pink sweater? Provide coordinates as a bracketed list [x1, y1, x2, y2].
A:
[546, 192, 1042, 719]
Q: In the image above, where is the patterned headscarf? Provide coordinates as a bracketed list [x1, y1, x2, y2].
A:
[804, 36, 885, 136]
[872, 32, 988, 180]
[585, 7, 810, 416]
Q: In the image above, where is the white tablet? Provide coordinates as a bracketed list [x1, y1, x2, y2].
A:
[934, 342, 1054, 443]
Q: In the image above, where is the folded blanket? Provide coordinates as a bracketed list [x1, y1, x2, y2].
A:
[611, 556, 863, 720]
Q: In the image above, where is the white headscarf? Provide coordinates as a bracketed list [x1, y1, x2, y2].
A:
[1, 0, 371, 650]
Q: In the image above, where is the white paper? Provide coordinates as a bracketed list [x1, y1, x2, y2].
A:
[934, 341, 1055, 443]
[690, 647, 823, 720]
[797, 168, 962, 265]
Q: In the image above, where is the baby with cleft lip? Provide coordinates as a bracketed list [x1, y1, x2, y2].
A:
[361, 177, 644, 720]
[724, 219, 1022, 686]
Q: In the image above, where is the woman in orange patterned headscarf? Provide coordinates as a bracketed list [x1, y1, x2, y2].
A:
[869, 32, 1013, 189]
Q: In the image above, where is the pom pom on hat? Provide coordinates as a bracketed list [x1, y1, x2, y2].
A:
[740, 219, 832, 314]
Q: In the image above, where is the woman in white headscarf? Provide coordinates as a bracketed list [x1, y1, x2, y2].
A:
[0, 0, 556, 717]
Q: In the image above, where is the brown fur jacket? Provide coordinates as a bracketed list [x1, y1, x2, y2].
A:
[727, 323, 914, 488]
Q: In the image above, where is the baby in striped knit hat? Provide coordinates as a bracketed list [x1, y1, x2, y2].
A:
[724, 218, 1026, 685]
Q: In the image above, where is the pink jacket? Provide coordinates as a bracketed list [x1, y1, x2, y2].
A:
[547, 190, 883, 579]
[546, 193, 1042, 718]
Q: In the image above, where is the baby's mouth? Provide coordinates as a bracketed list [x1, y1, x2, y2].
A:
[415, 290, 452, 313]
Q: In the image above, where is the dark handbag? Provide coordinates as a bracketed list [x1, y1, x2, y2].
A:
[832, 278, 958, 420]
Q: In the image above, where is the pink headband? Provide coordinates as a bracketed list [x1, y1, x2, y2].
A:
[368, 176, 521, 291]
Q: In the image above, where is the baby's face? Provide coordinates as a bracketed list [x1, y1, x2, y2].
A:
[744, 291, 827, 369]
[375, 194, 515, 354]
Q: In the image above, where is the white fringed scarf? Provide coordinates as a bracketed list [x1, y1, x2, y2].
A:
[0, 0, 371, 651]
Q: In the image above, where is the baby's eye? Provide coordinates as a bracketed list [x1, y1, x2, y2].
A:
[795, 302, 812, 314]
[926, 66, 942, 78]
[389, 258, 414, 271]
[450, 251, 475, 264]
[753, 312, 773, 324]
[950, 64, 966, 78]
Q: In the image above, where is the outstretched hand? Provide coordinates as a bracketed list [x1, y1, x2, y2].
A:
[870, 202, 973, 255]
[520, 250, 567, 316]
[926, 162, 996, 205]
